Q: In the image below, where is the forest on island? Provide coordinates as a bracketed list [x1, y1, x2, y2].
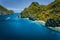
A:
[20, 0, 60, 27]
[0, 0, 60, 27]
[0, 5, 14, 15]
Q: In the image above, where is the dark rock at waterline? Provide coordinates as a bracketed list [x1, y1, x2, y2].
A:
[0, 14, 60, 40]
[29, 17, 35, 21]
[45, 18, 60, 27]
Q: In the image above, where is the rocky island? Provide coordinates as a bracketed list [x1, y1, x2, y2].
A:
[0, 5, 14, 15]
[19, 0, 60, 27]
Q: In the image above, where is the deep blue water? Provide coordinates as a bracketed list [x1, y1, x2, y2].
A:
[0, 13, 60, 40]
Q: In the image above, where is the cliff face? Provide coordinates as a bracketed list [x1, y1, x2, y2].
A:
[20, 0, 60, 21]
[0, 5, 14, 15]
[20, 2, 47, 21]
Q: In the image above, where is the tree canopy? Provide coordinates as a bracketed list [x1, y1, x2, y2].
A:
[20, 0, 60, 21]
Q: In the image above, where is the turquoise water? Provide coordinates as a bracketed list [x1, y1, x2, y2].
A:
[0, 13, 60, 40]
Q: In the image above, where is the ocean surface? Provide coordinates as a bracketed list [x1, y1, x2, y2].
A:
[0, 13, 60, 40]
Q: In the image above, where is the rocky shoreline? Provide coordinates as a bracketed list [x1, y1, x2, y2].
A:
[33, 20, 60, 32]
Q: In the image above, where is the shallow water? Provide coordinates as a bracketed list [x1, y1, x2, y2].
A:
[0, 13, 60, 40]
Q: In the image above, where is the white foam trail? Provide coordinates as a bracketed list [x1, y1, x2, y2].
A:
[5, 17, 11, 20]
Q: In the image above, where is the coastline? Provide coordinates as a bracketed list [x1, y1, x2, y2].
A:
[24, 18, 60, 32]
[34, 20, 45, 26]
[32, 19, 60, 32]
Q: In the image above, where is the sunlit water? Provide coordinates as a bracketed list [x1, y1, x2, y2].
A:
[0, 13, 60, 40]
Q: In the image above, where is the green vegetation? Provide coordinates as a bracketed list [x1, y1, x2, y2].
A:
[20, 0, 60, 21]
[20, 0, 60, 27]
[0, 5, 14, 15]
[20, 2, 47, 21]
